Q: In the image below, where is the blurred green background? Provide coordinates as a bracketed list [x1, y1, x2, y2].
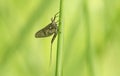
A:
[0, 0, 120, 76]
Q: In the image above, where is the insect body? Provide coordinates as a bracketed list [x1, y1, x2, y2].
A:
[35, 12, 59, 43]
[35, 12, 59, 65]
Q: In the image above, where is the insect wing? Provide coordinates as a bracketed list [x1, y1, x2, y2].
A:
[35, 23, 56, 38]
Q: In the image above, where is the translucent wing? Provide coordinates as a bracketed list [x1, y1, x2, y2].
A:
[35, 23, 57, 38]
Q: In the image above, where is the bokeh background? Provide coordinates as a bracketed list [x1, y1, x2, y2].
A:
[0, 0, 120, 76]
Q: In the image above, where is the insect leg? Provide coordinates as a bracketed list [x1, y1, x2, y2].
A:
[53, 12, 59, 21]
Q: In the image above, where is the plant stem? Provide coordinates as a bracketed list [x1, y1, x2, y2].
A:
[82, 0, 96, 76]
[55, 0, 63, 76]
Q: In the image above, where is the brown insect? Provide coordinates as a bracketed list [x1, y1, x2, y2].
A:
[35, 12, 59, 65]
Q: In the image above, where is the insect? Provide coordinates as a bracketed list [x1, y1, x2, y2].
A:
[35, 12, 59, 65]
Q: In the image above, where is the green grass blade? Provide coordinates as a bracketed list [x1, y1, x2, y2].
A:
[55, 0, 64, 76]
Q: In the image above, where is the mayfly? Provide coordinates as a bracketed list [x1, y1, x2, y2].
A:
[35, 12, 59, 65]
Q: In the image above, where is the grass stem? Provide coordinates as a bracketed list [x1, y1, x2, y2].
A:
[55, 0, 63, 76]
